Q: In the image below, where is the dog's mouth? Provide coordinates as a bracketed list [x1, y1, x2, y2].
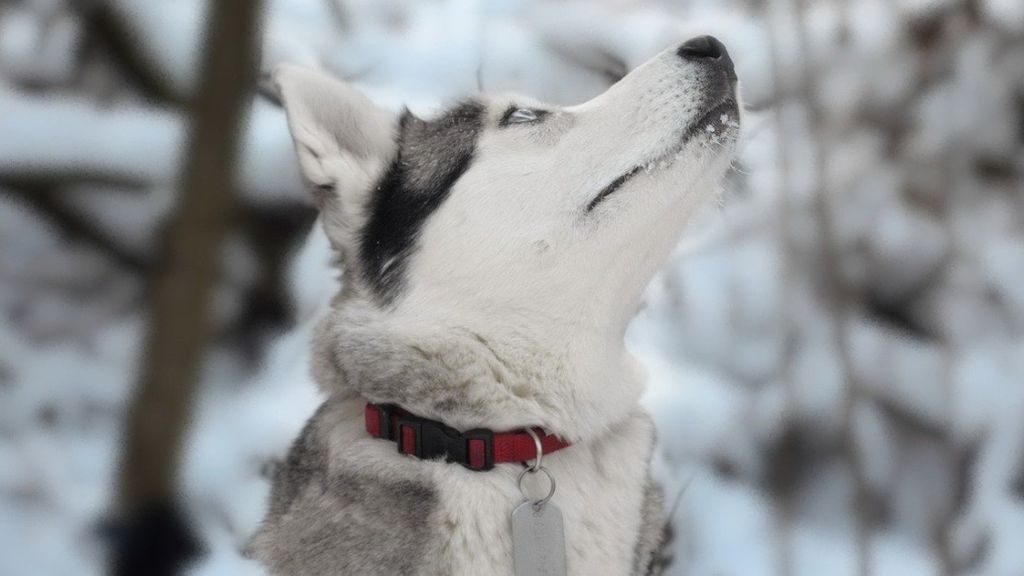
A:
[585, 99, 739, 213]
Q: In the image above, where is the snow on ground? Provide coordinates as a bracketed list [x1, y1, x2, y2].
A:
[2, 0, 1023, 574]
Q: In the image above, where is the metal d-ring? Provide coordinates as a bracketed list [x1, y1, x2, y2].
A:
[524, 427, 543, 472]
[517, 465, 556, 509]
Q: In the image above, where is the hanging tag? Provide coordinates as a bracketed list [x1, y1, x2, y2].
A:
[512, 500, 567, 576]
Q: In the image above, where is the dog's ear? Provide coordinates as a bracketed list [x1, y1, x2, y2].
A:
[274, 65, 396, 254]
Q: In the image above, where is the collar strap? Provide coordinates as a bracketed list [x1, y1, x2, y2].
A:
[364, 402, 570, 472]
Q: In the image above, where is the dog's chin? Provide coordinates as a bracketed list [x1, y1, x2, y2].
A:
[585, 100, 739, 213]
[650, 99, 741, 168]
[681, 99, 740, 146]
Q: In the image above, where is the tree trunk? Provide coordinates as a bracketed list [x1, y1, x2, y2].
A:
[111, 1, 263, 574]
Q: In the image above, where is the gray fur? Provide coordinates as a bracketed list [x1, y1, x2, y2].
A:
[265, 406, 330, 520]
[632, 476, 667, 576]
[310, 305, 530, 431]
[251, 402, 442, 576]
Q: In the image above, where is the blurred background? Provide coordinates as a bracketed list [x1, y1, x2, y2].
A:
[1, 0, 1023, 574]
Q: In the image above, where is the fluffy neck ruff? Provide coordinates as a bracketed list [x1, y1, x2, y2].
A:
[311, 300, 647, 443]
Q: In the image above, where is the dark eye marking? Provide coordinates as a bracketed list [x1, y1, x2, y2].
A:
[360, 101, 485, 303]
[499, 105, 549, 127]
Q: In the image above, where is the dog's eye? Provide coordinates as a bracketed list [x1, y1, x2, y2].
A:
[500, 107, 546, 127]
[508, 108, 538, 123]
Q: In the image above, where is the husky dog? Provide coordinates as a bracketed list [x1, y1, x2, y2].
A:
[251, 36, 739, 576]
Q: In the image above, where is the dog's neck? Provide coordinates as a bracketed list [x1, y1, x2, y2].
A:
[311, 298, 647, 443]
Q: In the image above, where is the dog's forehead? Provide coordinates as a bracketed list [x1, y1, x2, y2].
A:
[401, 100, 488, 141]
[356, 94, 568, 305]
[396, 93, 554, 155]
[397, 101, 487, 183]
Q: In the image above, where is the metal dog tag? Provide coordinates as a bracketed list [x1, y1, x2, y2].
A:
[512, 500, 567, 576]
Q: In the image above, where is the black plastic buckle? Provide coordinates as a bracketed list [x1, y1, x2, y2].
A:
[396, 414, 495, 471]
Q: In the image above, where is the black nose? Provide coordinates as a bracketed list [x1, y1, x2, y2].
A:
[678, 35, 723, 59]
[678, 35, 736, 81]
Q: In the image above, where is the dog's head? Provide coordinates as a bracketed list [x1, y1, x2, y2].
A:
[277, 37, 739, 337]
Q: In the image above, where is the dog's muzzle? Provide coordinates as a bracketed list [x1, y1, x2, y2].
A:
[677, 35, 737, 84]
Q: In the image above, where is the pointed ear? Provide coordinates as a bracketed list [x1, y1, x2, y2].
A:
[274, 65, 395, 187]
[273, 65, 396, 256]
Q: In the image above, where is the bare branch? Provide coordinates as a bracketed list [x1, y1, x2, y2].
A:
[763, 2, 799, 574]
[1, 183, 149, 273]
[791, 0, 873, 573]
[77, 0, 188, 106]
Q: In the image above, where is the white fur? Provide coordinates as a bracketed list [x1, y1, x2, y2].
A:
[273, 398, 657, 575]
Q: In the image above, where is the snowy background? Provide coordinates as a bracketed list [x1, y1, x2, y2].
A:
[2, 0, 1024, 574]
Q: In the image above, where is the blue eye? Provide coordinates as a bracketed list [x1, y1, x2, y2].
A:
[501, 106, 547, 127]
[508, 108, 538, 123]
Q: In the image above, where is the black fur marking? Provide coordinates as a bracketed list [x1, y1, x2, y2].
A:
[587, 166, 642, 213]
[586, 99, 739, 214]
[359, 101, 485, 301]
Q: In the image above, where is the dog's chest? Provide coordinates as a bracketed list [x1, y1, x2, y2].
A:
[253, 399, 656, 576]
[435, 420, 655, 576]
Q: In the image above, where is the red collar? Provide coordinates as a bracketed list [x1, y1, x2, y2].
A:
[364, 403, 570, 471]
